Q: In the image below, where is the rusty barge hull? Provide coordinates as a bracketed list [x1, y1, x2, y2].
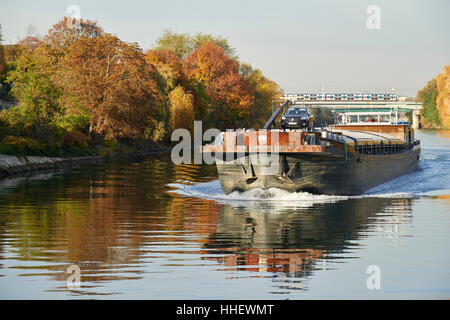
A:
[203, 127, 420, 195]
[213, 148, 420, 195]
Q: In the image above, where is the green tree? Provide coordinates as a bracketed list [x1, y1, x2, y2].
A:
[191, 33, 236, 58]
[0, 24, 7, 98]
[311, 108, 333, 127]
[417, 78, 440, 127]
[2, 44, 66, 153]
[153, 30, 192, 58]
[154, 30, 235, 59]
[0, 24, 5, 76]
[6, 45, 61, 130]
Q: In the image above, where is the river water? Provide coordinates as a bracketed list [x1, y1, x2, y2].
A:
[0, 129, 449, 299]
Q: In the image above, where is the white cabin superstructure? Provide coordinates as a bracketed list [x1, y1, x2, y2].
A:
[334, 111, 398, 125]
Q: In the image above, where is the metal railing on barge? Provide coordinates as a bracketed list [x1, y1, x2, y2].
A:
[353, 140, 420, 156]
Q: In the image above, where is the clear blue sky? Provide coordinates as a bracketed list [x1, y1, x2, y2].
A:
[1, 0, 449, 96]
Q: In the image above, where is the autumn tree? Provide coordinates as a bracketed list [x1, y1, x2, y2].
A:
[0, 24, 5, 78]
[153, 30, 192, 58]
[184, 42, 253, 128]
[154, 30, 235, 59]
[144, 49, 189, 141]
[240, 63, 280, 128]
[58, 33, 162, 141]
[436, 65, 450, 129]
[168, 85, 195, 132]
[191, 33, 236, 58]
[145, 49, 185, 94]
[17, 36, 43, 51]
[44, 17, 103, 49]
[0, 25, 8, 102]
[417, 78, 440, 128]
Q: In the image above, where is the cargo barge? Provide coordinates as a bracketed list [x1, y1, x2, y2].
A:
[202, 100, 421, 195]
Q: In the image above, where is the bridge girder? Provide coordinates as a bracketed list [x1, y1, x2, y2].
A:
[275, 100, 422, 111]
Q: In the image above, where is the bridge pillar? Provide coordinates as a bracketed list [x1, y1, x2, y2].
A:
[412, 109, 421, 129]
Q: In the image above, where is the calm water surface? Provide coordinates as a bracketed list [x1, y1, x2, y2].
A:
[0, 129, 449, 299]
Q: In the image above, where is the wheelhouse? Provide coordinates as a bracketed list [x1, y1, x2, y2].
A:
[334, 111, 394, 125]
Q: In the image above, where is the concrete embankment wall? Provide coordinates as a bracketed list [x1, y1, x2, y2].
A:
[0, 154, 104, 177]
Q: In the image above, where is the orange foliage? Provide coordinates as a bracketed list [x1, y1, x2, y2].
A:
[145, 49, 184, 80]
[436, 65, 450, 129]
[44, 17, 103, 48]
[184, 42, 253, 127]
[17, 36, 42, 51]
[4, 19, 280, 147]
[58, 34, 162, 141]
[63, 130, 90, 148]
[145, 49, 186, 95]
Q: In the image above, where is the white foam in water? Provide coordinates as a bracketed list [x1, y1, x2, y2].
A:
[169, 180, 346, 201]
[169, 131, 450, 208]
[168, 179, 415, 210]
[168, 180, 346, 210]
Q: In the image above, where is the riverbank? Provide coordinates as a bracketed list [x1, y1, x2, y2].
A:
[0, 143, 170, 177]
[0, 154, 105, 177]
[420, 121, 449, 130]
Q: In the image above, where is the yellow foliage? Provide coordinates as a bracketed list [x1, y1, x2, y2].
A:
[168, 86, 195, 132]
[240, 63, 281, 129]
[436, 65, 450, 129]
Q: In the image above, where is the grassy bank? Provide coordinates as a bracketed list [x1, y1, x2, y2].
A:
[0, 140, 170, 177]
[0, 134, 169, 158]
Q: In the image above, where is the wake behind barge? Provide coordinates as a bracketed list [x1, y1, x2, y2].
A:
[203, 100, 421, 195]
